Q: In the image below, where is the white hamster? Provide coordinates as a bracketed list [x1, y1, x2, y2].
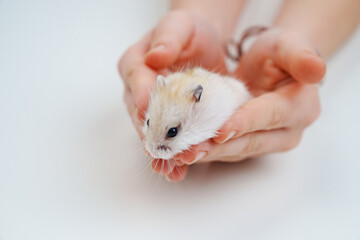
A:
[142, 67, 252, 160]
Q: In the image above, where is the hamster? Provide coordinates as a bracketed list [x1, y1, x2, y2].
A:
[142, 67, 252, 160]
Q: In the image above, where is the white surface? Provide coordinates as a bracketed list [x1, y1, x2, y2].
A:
[1, 0, 360, 239]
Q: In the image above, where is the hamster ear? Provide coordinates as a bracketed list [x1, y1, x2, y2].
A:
[192, 84, 203, 102]
[156, 75, 166, 88]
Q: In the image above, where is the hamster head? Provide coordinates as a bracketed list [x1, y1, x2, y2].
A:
[142, 74, 204, 160]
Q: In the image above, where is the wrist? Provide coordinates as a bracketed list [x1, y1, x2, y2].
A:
[170, 1, 243, 42]
[274, 21, 331, 59]
[170, 9, 228, 41]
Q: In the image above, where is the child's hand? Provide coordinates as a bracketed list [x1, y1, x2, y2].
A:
[162, 28, 326, 182]
[118, 10, 227, 138]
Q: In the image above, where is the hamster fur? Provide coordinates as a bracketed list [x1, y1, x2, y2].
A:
[142, 67, 252, 160]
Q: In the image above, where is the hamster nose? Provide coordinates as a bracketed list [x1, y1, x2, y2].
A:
[157, 145, 170, 151]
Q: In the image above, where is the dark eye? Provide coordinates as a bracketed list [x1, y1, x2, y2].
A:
[146, 119, 149, 126]
[167, 127, 178, 138]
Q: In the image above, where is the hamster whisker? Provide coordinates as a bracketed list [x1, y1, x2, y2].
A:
[147, 158, 157, 183]
[176, 165, 185, 177]
[123, 146, 148, 171]
[154, 160, 165, 190]
[135, 156, 153, 177]
[147, 158, 160, 183]
[155, 174, 163, 191]
[169, 164, 176, 183]
[151, 159, 164, 191]
[121, 144, 145, 157]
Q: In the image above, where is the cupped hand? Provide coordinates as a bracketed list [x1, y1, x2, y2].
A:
[235, 28, 326, 92]
[118, 10, 227, 179]
[163, 28, 326, 181]
[119, 10, 227, 133]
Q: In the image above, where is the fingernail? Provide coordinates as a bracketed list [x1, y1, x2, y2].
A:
[194, 151, 207, 163]
[148, 44, 165, 54]
[165, 175, 173, 182]
[221, 130, 237, 143]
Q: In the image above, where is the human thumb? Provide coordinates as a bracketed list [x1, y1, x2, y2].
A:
[145, 10, 195, 69]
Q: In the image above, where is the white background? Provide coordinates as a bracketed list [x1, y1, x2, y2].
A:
[1, 0, 360, 239]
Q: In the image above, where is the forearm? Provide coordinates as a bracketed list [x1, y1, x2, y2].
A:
[170, 0, 246, 41]
[275, 0, 360, 59]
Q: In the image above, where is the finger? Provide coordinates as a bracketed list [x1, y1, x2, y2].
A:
[166, 165, 188, 182]
[118, 32, 157, 121]
[275, 33, 326, 84]
[124, 89, 144, 139]
[151, 159, 176, 175]
[118, 31, 152, 83]
[173, 141, 212, 165]
[203, 129, 302, 163]
[129, 66, 157, 121]
[213, 86, 292, 143]
[145, 10, 194, 69]
[175, 160, 185, 166]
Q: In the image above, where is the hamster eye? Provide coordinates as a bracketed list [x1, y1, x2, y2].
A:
[167, 127, 178, 138]
[146, 119, 149, 126]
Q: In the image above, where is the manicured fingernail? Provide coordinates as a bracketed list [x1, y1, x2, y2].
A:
[221, 131, 237, 143]
[148, 44, 165, 54]
[194, 151, 207, 163]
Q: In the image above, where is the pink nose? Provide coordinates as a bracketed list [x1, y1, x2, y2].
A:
[157, 145, 170, 151]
